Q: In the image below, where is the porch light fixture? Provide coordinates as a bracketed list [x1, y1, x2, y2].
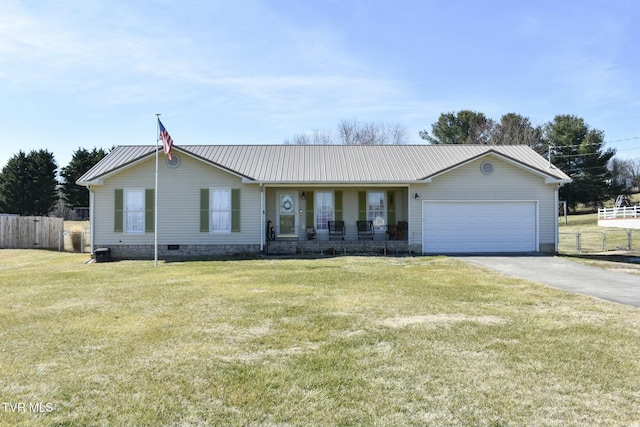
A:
[301, 191, 306, 200]
[414, 193, 419, 200]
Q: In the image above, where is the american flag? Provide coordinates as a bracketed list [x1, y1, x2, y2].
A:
[158, 119, 174, 160]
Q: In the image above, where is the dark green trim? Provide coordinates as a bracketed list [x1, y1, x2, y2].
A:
[387, 190, 395, 227]
[114, 189, 123, 233]
[358, 191, 367, 221]
[334, 190, 343, 221]
[145, 189, 154, 232]
[305, 191, 314, 228]
[231, 189, 241, 232]
[200, 189, 209, 232]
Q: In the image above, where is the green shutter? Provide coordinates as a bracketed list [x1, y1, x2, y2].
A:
[145, 189, 155, 232]
[358, 191, 367, 220]
[305, 191, 314, 228]
[334, 191, 343, 221]
[114, 189, 123, 232]
[387, 190, 396, 227]
[231, 189, 241, 232]
[200, 189, 209, 232]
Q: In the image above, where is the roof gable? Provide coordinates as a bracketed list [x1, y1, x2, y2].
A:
[421, 149, 569, 183]
[77, 144, 571, 185]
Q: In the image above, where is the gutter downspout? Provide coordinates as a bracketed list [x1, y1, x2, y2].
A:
[260, 183, 265, 252]
[89, 186, 95, 255]
[554, 185, 559, 254]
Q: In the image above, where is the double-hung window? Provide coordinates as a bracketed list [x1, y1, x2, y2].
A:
[124, 189, 145, 233]
[210, 188, 231, 232]
[315, 192, 333, 231]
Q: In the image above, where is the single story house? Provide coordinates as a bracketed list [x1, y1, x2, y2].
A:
[77, 144, 571, 258]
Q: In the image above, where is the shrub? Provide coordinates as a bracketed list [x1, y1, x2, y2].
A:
[70, 228, 83, 252]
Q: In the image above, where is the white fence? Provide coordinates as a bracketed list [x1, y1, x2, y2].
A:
[598, 206, 640, 219]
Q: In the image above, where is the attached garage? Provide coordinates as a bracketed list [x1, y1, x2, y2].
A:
[422, 201, 538, 253]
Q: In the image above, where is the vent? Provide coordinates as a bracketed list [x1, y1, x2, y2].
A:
[480, 161, 494, 175]
[166, 155, 181, 168]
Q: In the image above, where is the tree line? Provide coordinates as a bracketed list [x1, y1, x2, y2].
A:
[284, 112, 639, 211]
[1, 111, 637, 216]
[0, 148, 107, 217]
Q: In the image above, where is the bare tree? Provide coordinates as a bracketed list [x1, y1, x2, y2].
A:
[630, 159, 640, 189]
[285, 120, 409, 145]
[311, 129, 334, 145]
[610, 158, 640, 190]
[283, 133, 312, 145]
[337, 119, 359, 145]
[389, 122, 409, 145]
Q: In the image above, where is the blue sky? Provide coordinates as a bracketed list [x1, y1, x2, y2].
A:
[1, 0, 639, 171]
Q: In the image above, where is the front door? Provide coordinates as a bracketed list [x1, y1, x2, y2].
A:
[278, 192, 297, 236]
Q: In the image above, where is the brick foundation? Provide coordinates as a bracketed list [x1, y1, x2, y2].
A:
[99, 244, 261, 260]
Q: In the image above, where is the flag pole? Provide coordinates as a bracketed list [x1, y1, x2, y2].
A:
[154, 113, 160, 267]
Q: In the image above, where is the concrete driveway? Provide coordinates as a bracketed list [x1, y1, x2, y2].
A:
[456, 255, 640, 308]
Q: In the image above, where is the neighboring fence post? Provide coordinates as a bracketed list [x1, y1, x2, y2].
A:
[629, 230, 633, 251]
[576, 232, 581, 253]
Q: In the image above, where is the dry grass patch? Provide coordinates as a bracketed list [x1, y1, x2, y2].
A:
[1, 250, 640, 426]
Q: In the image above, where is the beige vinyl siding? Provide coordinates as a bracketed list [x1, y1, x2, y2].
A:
[92, 154, 261, 247]
[409, 155, 558, 251]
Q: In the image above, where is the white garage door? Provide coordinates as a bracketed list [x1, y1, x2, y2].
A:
[422, 201, 537, 253]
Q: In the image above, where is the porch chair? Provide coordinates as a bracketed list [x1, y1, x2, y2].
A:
[328, 220, 345, 240]
[357, 220, 374, 240]
[388, 221, 408, 240]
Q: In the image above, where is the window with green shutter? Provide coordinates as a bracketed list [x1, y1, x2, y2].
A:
[115, 189, 154, 233]
[200, 188, 240, 233]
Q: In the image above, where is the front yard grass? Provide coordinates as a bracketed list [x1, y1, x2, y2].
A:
[1, 250, 640, 426]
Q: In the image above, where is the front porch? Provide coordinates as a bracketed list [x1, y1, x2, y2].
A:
[266, 239, 411, 256]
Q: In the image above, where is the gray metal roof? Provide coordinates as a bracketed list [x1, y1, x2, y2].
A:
[77, 144, 572, 185]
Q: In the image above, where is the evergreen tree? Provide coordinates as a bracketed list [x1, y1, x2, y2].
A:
[0, 151, 31, 214]
[419, 110, 494, 145]
[545, 115, 616, 210]
[490, 113, 545, 153]
[0, 150, 58, 215]
[60, 147, 108, 209]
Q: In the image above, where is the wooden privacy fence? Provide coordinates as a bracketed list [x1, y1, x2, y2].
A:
[0, 216, 64, 250]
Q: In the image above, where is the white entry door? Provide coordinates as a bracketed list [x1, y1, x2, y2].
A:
[277, 192, 298, 236]
[422, 201, 537, 253]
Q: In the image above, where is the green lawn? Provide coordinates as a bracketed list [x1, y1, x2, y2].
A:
[1, 250, 640, 426]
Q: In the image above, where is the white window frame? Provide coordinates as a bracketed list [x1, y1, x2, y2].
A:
[367, 191, 386, 230]
[210, 188, 231, 233]
[315, 191, 334, 231]
[124, 189, 145, 234]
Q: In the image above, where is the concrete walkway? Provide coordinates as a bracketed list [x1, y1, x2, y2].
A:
[456, 255, 640, 308]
